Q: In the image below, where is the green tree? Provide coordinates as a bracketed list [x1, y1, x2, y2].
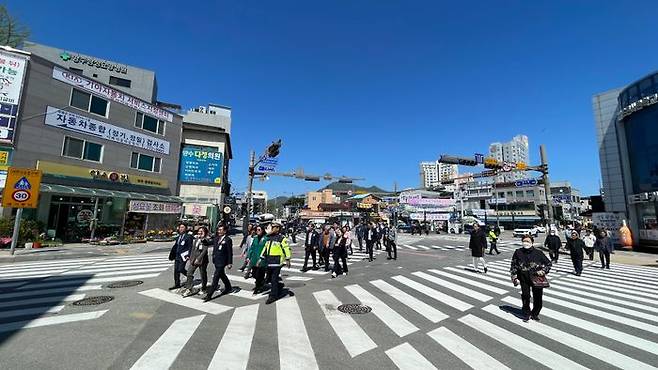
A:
[284, 197, 305, 207]
[0, 5, 30, 48]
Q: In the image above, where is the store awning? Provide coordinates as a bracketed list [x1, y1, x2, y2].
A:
[40, 184, 182, 203]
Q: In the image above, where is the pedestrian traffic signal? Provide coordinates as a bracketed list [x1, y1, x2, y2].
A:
[267, 139, 282, 158]
[439, 155, 478, 166]
[338, 177, 353, 183]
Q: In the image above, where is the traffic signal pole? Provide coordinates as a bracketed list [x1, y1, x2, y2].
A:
[540, 144, 553, 227]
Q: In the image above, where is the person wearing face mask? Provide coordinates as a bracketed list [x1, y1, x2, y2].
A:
[510, 236, 552, 321]
[582, 230, 596, 261]
[543, 229, 562, 263]
[566, 230, 585, 276]
[594, 229, 614, 269]
[332, 229, 348, 278]
[468, 223, 488, 273]
[247, 225, 268, 294]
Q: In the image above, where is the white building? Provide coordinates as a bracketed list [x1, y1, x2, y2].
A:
[489, 134, 530, 182]
[420, 161, 458, 188]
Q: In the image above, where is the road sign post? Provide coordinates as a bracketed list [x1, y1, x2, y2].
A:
[2, 167, 43, 255]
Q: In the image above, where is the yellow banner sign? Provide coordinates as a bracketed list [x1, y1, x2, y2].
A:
[0, 149, 10, 166]
[357, 202, 373, 209]
[2, 167, 42, 208]
[37, 161, 168, 189]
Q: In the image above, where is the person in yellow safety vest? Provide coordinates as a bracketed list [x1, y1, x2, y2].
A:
[259, 221, 292, 304]
[488, 228, 500, 255]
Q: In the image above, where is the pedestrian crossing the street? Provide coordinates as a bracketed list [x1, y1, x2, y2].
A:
[125, 259, 658, 369]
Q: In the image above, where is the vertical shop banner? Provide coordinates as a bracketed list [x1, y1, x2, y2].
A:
[179, 145, 223, 184]
[0, 50, 28, 145]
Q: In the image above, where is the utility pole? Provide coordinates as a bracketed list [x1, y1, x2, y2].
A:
[540, 144, 553, 227]
[243, 150, 256, 233]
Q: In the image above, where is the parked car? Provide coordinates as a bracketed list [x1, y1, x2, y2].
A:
[534, 225, 547, 233]
[513, 227, 539, 238]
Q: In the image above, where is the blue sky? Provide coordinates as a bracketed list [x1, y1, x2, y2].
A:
[9, 1, 658, 197]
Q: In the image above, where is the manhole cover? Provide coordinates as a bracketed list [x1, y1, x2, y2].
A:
[72, 296, 114, 306]
[286, 282, 305, 288]
[337, 303, 372, 314]
[106, 280, 143, 288]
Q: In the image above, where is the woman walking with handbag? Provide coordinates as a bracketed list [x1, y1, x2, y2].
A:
[468, 223, 488, 273]
[510, 236, 552, 321]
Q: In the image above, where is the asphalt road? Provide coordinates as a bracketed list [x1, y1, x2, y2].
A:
[1, 233, 657, 369]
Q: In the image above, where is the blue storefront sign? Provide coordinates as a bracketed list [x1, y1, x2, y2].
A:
[179, 145, 223, 184]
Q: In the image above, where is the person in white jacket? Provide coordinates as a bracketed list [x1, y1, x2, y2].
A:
[582, 230, 596, 261]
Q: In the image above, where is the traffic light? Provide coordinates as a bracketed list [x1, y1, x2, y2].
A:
[439, 155, 477, 166]
[304, 176, 320, 182]
[267, 139, 282, 158]
[338, 177, 353, 183]
[484, 157, 502, 169]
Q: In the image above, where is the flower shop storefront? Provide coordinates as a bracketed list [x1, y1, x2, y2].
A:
[34, 184, 182, 243]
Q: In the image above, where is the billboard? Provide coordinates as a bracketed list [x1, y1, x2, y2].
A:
[179, 145, 223, 185]
[0, 50, 28, 145]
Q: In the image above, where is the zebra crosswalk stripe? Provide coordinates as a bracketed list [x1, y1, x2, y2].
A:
[482, 304, 657, 370]
[276, 297, 319, 370]
[551, 279, 658, 305]
[313, 289, 377, 358]
[459, 314, 588, 370]
[138, 288, 232, 315]
[427, 269, 508, 295]
[391, 276, 473, 311]
[385, 342, 436, 370]
[549, 283, 657, 313]
[0, 305, 65, 320]
[370, 279, 448, 323]
[130, 315, 205, 370]
[562, 275, 658, 297]
[427, 327, 510, 370]
[0, 293, 85, 308]
[345, 284, 418, 337]
[209, 304, 259, 370]
[501, 296, 658, 356]
[403, 244, 419, 250]
[0, 310, 108, 333]
[410, 271, 492, 302]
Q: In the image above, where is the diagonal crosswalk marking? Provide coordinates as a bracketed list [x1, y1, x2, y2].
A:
[138, 288, 232, 315]
[0, 310, 108, 333]
[392, 276, 473, 311]
[0, 305, 65, 319]
[503, 296, 658, 356]
[130, 315, 205, 370]
[549, 283, 658, 313]
[370, 279, 448, 323]
[562, 275, 658, 297]
[277, 297, 319, 370]
[345, 284, 418, 337]
[579, 269, 658, 289]
[459, 314, 588, 370]
[427, 326, 510, 370]
[209, 304, 259, 370]
[385, 342, 436, 370]
[415, 245, 431, 250]
[551, 279, 658, 305]
[0, 293, 85, 308]
[449, 266, 514, 287]
[427, 269, 508, 294]
[403, 244, 419, 250]
[411, 271, 493, 302]
[483, 304, 657, 370]
[313, 289, 377, 358]
[544, 288, 658, 324]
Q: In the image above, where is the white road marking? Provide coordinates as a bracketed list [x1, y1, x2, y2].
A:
[345, 284, 418, 337]
[486, 303, 657, 370]
[428, 269, 508, 294]
[313, 289, 377, 358]
[392, 276, 473, 311]
[0, 285, 102, 299]
[459, 314, 588, 370]
[370, 279, 448, 323]
[0, 310, 108, 333]
[130, 315, 205, 370]
[138, 288, 232, 315]
[0, 305, 65, 319]
[0, 293, 85, 308]
[277, 297, 319, 370]
[411, 271, 493, 302]
[427, 326, 510, 370]
[403, 244, 419, 250]
[544, 289, 658, 324]
[209, 305, 259, 370]
[385, 342, 436, 370]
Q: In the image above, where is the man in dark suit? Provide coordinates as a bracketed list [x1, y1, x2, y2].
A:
[169, 223, 193, 290]
[365, 222, 377, 262]
[204, 224, 233, 302]
[301, 224, 319, 272]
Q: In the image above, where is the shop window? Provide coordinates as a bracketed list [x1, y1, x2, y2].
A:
[62, 137, 103, 162]
[69, 67, 84, 74]
[135, 112, 165, 135]
[109, 76, 132, 88]
[526, 190, 535, 197]
[516, 191, 524, 198]
[131, 152, 161, 172]
[70, 88, 109, 117]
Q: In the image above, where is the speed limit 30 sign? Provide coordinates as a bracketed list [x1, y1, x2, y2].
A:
[1, 167, 42, 209]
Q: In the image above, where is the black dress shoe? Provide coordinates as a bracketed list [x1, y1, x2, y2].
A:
[203, 295, 213, 302]
[484, 267, 488, 274]
[168, 285, 180, 290]
[311, 266, 319, 270]
[266, 297, 276, 305]
[531, 315, 540, 321]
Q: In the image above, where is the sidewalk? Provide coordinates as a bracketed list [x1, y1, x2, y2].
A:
[0, 241, 175, 263]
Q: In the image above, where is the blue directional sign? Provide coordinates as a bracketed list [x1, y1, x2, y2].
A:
[514, 178, 538, 187]
[179, 145, 223, 185]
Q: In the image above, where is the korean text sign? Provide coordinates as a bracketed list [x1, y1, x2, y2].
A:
[0, 50, 28, 144]
[2, 167, 42, 208]
[179, 145, 223, 184]
[44, 107, 170, 155]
